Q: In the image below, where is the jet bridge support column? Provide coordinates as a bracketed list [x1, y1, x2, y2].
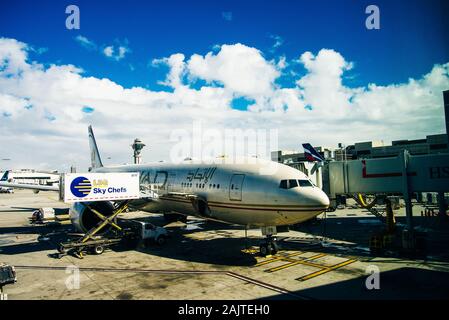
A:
[400, 150, 417, 252]
[437, 192, 447, 221]
[400, 150, 413, 230]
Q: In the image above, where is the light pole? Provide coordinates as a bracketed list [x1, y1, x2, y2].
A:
[338, 143, 346, 162]
[338, 143, 348, 195]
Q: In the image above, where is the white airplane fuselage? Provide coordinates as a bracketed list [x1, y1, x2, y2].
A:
[92, 158, 330, 228]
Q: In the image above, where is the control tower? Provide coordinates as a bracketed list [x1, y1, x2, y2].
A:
[131, 138, 146, 164]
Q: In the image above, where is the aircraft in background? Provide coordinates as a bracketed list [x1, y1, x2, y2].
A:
[0, 126, 329, 256]
[0, 170, 59, 193]
[302, 143, 326, 175]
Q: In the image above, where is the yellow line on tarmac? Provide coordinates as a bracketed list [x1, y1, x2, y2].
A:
[254, 251, 304, 267]
[266, 253, 327, 273]
[296, 259, 357, 281]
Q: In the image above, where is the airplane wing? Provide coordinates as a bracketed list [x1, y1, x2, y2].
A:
[164, 191, 202, 200]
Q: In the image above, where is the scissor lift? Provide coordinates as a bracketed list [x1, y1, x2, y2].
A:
[57, 200, 134, 259]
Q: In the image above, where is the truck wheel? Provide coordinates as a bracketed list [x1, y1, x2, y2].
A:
[156, 235, 166, 246]
[93, 245, 104, 255]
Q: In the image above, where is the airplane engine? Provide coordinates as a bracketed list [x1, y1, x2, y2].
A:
[69, 201, 115, 233]
[191, 198, 211, 218]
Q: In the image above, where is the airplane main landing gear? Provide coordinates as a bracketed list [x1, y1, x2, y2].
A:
[259, 235, 279, 257]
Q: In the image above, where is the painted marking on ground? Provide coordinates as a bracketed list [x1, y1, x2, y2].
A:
[251, 248, 357, 282]
[296, 258, 357, 281]
[266, 253, 327, 273]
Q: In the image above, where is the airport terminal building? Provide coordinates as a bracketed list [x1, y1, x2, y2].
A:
[271, 133, 448, 164]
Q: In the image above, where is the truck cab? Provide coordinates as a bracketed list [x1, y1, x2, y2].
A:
[119, 219, 169, 246]
[141, 221, 168, 245]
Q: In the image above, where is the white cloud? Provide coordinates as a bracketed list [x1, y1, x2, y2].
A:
[103, 46, 114, 57]
[0, 37, 448, 171]
[75, 35, 97, 51]
[0, 37, 29, 75]
[75, 36, 130, 61]
[277, 55, 287, 70]
[270, 34, 283, 50]
[153, 53, 186, 88]
[117, 46, 128, 59]
[102, 45, 130, 61]
[187, 43, 280, 101]
[296, 49, 354, 117]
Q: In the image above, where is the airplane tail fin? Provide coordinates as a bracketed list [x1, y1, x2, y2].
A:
[88, 125, 103, 169]
[302, 143, 324, 162]
[1, 170, 10, 181]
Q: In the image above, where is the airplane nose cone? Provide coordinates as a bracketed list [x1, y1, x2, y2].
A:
[300, 188, 330, 208]
[316, 190, 330, 208]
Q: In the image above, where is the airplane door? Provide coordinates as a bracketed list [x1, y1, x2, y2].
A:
[229, 174, 245, 201]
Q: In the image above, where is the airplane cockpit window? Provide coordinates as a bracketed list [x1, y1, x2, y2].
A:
[279, 180, 288, 189]
[298, 179, 313, 187]
[289, 179, 298, 188]
[280, 179, 314, 189]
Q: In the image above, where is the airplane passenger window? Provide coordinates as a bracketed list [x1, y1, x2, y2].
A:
[298, 179, 313, 187]
[217, 184, 220, 189]
[289, 179, 298, 188]
[231, 184, 234, 190]
[279, 180, 288, 189]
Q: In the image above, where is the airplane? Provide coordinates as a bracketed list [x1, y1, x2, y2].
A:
[0, 168, 60, 193]
[1, 126, 330, 256]
[0, 169, 59, 192]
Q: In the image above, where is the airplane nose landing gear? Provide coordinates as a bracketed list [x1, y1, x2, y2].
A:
[259, 235, 279, 256]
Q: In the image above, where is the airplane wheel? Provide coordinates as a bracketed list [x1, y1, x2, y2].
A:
[269, 242, 278, 255]
[259, 244, 269, 257]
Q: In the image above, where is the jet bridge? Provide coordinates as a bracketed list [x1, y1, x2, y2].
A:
[323, 150, 449, 230]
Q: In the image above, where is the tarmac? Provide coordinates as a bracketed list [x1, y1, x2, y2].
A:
[1, 189, 449, 300]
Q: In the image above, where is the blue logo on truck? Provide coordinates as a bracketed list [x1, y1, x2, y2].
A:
[70, 176, 92, 197]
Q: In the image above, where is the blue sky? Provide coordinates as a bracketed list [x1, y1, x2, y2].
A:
[1, 0, 448, 91]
